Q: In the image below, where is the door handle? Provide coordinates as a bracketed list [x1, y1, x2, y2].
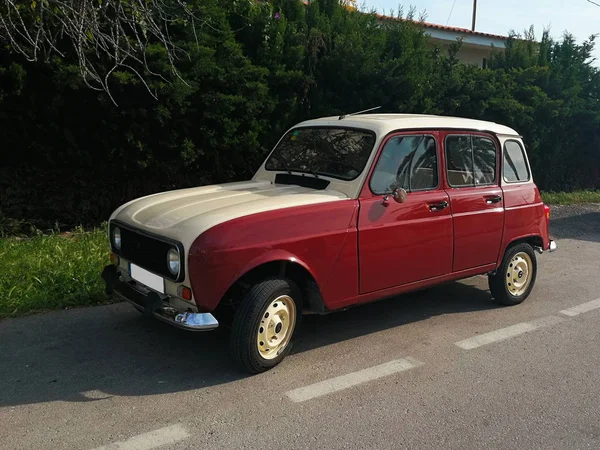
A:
[485, 195, 502, 204]
[428, 201, 449, 211]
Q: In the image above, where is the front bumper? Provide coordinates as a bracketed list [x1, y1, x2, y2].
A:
[101, 265, 218, 331]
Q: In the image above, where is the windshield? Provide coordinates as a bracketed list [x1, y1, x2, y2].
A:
[265, 127, 376, 181]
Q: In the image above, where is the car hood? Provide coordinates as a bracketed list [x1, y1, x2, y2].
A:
[111, 180, 348, 248]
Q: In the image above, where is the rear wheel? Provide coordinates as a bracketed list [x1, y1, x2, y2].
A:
[230, 278, 300, 374]
[489, 243, 537, 306]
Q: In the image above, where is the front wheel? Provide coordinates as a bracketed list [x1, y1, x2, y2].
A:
[230, 278, 300, 374]
[489, 243, 537, 306]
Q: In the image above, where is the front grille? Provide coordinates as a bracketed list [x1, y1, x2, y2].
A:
[109, 221, 184, 282]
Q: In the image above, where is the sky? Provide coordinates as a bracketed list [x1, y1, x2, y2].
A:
[367, 0, 600, 63]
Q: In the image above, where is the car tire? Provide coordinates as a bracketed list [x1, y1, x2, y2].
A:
[230, 278, 300, 374]
[489, 243, 537, 306]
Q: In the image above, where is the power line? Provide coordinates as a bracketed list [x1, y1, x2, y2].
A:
[587, 0, 600, 7]
[446, 0, 458, 25]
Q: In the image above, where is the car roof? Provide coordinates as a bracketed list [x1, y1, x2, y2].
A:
[295, 113, 520, 137]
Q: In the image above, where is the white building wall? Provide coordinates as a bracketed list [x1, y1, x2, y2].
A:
[430, 40, 496, 68]
[425, 27, 507, 68]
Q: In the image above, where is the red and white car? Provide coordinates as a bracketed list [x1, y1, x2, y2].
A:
[102, 114, 556, 373]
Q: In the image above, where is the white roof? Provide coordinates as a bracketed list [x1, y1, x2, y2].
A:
[296, 113, 520, 137]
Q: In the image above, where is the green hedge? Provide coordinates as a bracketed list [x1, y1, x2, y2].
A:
[1, 0, 599, 234]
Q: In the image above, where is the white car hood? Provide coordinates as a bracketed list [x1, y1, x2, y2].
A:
[111, 180, 348, 249]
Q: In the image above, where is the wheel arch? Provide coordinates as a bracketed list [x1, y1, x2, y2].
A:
[505, 234, 544, 252]
[218, 251, 326, 315]
[496, 234, 543, 270]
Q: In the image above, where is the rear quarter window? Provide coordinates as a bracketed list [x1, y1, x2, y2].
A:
[503, 140, 530, 183]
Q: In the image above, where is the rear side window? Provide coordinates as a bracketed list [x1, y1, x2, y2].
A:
[445, 136, 474, 187]
[370, 135, 438, 194]
[445, 135, 497, 187]
[473, 137, 496, 184]
[503, 140, 530, 182]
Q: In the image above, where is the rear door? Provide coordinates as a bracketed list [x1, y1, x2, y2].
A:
[357, 131, 453, 294]
[443, 132, 504, 272]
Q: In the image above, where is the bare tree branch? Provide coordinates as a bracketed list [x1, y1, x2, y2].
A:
[0, 0, 203, 105]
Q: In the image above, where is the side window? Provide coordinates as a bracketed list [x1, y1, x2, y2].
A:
[370, 135, 438, 194]
[411, 137, 438, 190]
[503, 140, 530, 182]
[446, 135, 497, 187]
[445, 135, 473, 187]
[473, 136, 496, 185]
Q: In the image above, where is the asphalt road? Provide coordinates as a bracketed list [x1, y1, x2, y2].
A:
[1, 205, 600, 450]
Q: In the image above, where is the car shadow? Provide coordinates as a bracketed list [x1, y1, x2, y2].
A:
[0, 280, 496, 408]
[294, 280, 496, 354]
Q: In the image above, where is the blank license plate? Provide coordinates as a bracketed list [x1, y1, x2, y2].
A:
[130, 264, 165, 294]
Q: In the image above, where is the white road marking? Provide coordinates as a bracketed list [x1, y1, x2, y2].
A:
[91, 424, 189, 450]
[455, 316, 565, 350]
[455, 323, 536, 350]
[286, 358, 423, 403]
[560, 298, 600, 317]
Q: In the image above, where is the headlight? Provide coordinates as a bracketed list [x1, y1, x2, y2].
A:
[113, 227, 122, 250]
[167, 247, 180, 277]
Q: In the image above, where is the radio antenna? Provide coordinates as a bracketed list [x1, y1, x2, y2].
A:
[338, 106, 382, 120]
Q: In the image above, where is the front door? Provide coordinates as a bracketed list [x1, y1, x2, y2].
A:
[358, 132, 453, 294]
[443, 132, 504, 271]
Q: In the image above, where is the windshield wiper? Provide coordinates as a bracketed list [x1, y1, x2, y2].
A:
[273, 147, 292, 175]
[273, 148, 320, 179]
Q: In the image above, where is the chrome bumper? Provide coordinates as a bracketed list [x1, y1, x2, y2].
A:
[101, 265, 218, 331]
[535, 240, 557, 254]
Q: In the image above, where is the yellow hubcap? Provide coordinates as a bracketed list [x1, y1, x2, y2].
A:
[257, 295, 296, 360]
[506, 252, 532, 296]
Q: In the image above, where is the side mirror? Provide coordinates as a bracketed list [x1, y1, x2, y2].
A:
[382, 187, 407, 205]
[392, 187, 407, 203]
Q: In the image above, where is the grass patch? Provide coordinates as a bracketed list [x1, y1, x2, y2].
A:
[541, 190, 600, 205]
[0, 227, 111, 318]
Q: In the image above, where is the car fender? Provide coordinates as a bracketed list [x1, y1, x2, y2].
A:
[231, 249, 318, 287]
